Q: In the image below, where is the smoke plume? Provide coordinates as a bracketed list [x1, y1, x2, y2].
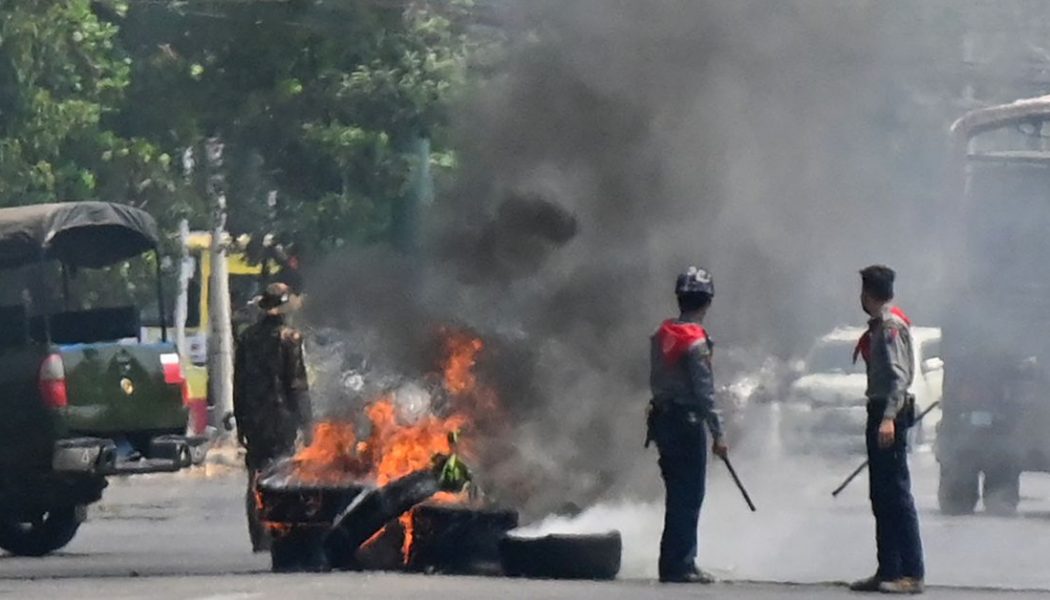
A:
[303, 0, 983, 519]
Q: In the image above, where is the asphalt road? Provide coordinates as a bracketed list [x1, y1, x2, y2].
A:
[4, 574, 1050, 600]
[4, 428, 1050, 598]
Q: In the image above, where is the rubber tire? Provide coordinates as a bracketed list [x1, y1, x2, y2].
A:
[408, 504, 519, 574]
[500, 531, 621, 580]
[0, 505, 82, 557]
[983, 467, 1020, 516]
[938, 464, 979, 515]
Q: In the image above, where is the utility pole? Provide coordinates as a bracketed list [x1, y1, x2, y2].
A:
[175, 219, 202, 436]
[206, 137, 235, 438]
[174, 219, 192, 366]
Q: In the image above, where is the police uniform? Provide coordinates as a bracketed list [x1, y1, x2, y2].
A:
[854, 304, 925, 590]
[233, 283, 312, 551]
[648, 268, 724, 583]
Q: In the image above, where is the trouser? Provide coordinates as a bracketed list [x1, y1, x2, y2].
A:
[245, 468, 270, 552]
[653, 407, 708, 578]
[244, 437, 295, 552]
[866, 401, 925, 581]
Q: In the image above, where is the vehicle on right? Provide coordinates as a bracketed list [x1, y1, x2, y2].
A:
[937, 95, 1050, 515]
[778, 325, 943, 456]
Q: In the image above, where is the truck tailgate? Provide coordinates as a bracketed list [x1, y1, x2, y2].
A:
[60, 343, 187, 434]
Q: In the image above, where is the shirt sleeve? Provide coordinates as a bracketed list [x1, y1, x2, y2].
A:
[282, 330, 312, 430]
[686, 340, 724, 439]
[877, 323, 912, 420]
[283, 333, 309, 393]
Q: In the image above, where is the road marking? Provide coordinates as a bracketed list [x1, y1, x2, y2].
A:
[191, 594, 262, 600]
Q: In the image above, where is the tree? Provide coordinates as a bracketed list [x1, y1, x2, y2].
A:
[0, 1, 173, 209]
[114, 0, 483, 253]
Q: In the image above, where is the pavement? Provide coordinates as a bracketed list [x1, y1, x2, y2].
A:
[4, 574, 1050, 600]
[4, 419, 1050, 598]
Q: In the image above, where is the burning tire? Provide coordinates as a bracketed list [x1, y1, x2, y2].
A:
[270, 525, 332, 573]
[408, 504, 518, 574]
[0, 505, 83, 557]
[499, 531, 621, 580]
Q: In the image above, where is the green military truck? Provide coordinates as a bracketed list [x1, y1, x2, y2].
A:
[937, 96, 1050, 515]
[0, 202, 204, 556]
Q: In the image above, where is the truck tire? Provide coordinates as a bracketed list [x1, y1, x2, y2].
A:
[938, 464, 978, 515]
[983, 467, 1020, 516]
[500, 531, 621, 580]
[0, 505, 82, 557]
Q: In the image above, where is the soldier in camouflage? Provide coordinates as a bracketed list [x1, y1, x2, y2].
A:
[850, 265, 925, 595]
[234, 282, 313, 552]
[647, 266, 728, 584]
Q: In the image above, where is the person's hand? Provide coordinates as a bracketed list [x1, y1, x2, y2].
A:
[878, 418, 895, 449]
[712, 437, 729, 459]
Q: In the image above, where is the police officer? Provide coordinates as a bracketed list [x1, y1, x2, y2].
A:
[647, 266, 728, 584]
[850, 265, 925, 594]
[233, 282, 313, 552]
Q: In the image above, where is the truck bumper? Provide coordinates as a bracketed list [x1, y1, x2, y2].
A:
[53, 435, 209, 476]
[52, 438, 118, 474]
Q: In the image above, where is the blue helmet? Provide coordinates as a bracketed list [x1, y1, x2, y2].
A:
[675, 266, 714, 297]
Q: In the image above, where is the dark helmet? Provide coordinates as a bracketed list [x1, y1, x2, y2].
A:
[257, 282, 291, 310]
[675, 266, 714, 297]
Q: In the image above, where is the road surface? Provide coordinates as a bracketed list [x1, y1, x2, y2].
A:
[3, 434, 1050, 598]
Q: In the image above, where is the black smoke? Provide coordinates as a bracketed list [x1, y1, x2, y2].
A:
[305, 1, 973, 516]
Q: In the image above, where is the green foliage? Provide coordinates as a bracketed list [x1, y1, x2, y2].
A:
[0, 0, 171, 208]
[116, 0, 485, 252]
[0, 0, 496, 315]
[0, 0, 491, 256]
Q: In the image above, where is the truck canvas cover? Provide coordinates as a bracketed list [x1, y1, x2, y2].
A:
[0, 202, 159, 269]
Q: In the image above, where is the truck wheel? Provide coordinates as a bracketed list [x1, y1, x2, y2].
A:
[0, 505, 82, 557]
[938, 464, 978, 515]
[983, 467, 1020, 516]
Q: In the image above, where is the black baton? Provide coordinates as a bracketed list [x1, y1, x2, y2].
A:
[831, 400, 941, 498]
[720, 455, 757, 512]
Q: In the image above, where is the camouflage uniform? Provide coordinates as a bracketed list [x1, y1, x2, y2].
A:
[234, 293, 312, 552]
[856, 304, 924, 585]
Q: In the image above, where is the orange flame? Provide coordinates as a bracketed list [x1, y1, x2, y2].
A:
[290, 328, 493, 487]
[399, 511, 415, 564]
[293, 422, 369, 483]
[365, 399, 470, 486]
[279, 327, 496, 564]
[442, 331, 483, 395]
[441, 328, 501, 421]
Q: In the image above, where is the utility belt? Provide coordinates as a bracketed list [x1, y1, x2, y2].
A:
[866, 394, 917, 429]
[645, 397, 704, 448]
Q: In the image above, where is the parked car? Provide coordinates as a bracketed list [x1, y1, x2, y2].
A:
[0, 202, 206, 556]
[777, 325, 944, 455]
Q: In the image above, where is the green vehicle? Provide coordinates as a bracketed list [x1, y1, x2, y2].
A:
[0, 202, 204, 556]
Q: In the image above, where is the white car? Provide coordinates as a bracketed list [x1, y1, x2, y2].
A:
[777, 325, 944, 454]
